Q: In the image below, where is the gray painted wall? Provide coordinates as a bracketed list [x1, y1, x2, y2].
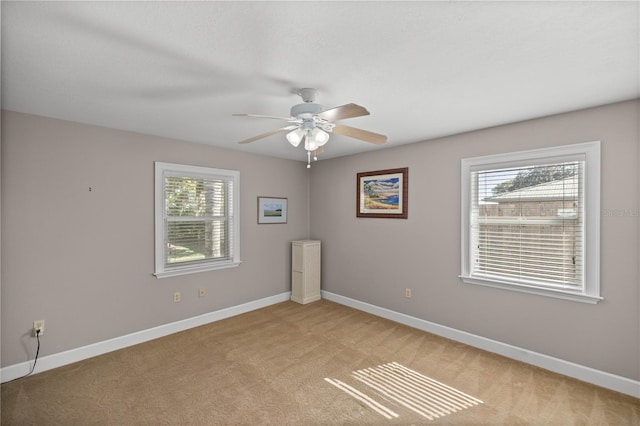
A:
[2, 101, 639, 383]
[309, 100, 639, 380]
[1, 110, 310, 365]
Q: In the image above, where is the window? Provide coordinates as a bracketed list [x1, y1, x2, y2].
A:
[460, 142, 601, 303]
[154, 162, 240, 278]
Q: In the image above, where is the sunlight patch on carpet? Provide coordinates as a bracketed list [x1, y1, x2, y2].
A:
[326, 361, 483, 421]
[324, 378, 399, 419]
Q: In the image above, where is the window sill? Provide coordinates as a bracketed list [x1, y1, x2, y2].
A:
[155, 261, 242, 279]
[459, 275, 603, 304]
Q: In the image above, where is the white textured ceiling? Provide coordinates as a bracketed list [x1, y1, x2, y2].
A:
[2, 1, 639, 162]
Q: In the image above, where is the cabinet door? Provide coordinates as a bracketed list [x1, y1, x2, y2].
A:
[292, 270, 304, 301]
[292, 244, 304, 273]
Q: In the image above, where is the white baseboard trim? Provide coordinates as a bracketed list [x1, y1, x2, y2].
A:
[1, 292, 291, 383]
[321, 290, 640, 399]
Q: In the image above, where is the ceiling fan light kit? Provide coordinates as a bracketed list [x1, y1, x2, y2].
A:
[286, 128, 304, 147]
[234, 88, 388, 168]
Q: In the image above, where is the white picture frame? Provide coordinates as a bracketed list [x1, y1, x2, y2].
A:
[257, 196, 288, 224]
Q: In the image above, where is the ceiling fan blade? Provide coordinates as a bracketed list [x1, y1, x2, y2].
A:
[233, 113, 294, 121]
[238, 125, 298, 144]
[331, 124, 388, 145]
[316, 103, 370, 121]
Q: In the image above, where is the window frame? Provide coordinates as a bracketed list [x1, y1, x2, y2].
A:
[460, 141, 601, 303]
[154, 162, 241, 278]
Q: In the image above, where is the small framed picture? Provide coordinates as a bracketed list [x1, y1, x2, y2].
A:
[257, 197, 288, 224]
[357, 167, 408, 219]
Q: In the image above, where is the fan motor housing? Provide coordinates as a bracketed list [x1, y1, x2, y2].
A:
[291, 102, 324, 118]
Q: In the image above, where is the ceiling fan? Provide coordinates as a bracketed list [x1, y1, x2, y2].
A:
[233, 88, 387, 167]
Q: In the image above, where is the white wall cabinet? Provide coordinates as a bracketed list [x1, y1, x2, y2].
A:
[291, 240, 321, 304]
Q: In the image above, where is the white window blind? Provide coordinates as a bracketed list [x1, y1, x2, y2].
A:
[155, 163, 240, 278]
[471, 162, 583, 289]
[460, 142, 601, 303]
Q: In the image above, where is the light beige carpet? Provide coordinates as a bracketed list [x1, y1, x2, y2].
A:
[2, 300, 639, 425]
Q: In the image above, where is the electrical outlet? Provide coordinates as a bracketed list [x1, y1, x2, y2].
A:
[405, 288, 412, 298]
[198, 288, 206, 298]
[173, 292, 181, 303]
[33, 320, 45, 336]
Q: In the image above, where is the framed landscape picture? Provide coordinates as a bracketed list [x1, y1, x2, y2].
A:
[357, 167, 408, 219]
[258, 197, 288, 224]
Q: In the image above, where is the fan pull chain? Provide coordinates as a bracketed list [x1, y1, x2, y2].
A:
[307, 151, 311, 168]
